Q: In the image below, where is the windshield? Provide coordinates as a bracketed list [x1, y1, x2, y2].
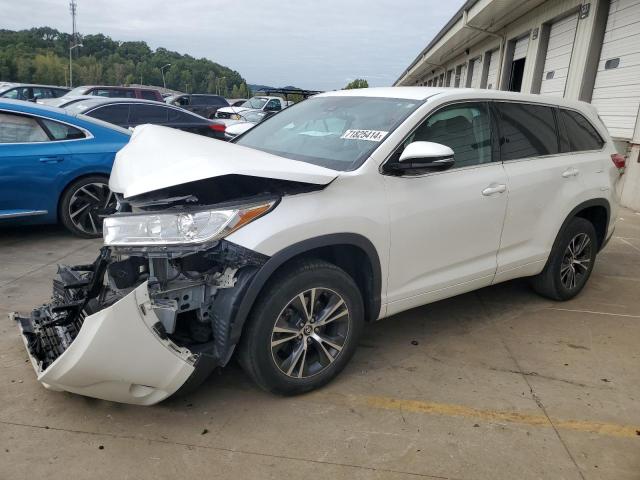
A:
[241, 97, 268, 109]
[65, 86, 87, 97]
[235, 96, 421, 171]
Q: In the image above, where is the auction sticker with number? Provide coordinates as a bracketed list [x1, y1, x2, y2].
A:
[341, 129, 389, 142]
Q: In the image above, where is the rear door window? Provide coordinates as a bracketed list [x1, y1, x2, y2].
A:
[496, 102, 559, 160]
[558, 109, 604, 152]
[129, 104, 169, 124]
[88, 104, 130, 125]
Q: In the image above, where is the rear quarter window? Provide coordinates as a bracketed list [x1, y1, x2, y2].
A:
[559, 109, 604, 152]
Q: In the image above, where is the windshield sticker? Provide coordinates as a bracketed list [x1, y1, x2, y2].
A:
[341, 129, 389, 142]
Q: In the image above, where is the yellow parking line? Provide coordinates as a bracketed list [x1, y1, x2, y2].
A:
[324, 394, 639, 439]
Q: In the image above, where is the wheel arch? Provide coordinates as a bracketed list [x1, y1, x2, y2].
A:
[561, 198, 611, 251]
[223, 234, 382, 358]
[245, 234, 381, 321]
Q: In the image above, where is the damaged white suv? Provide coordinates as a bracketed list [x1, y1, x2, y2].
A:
[14, 87, 623, 405]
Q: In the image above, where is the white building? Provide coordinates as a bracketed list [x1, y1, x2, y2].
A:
[395, 0, 640, 210]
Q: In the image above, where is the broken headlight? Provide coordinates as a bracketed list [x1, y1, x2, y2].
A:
[103, 201, 274, 246]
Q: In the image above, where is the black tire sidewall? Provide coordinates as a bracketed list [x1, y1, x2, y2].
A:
[59, 175, 110, 238]
[242, 261, 364, 395]
[549, 217, 598, 300]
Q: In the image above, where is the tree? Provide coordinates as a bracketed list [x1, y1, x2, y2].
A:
[344, 78, 369, 89]
[0, 27, 247, 95]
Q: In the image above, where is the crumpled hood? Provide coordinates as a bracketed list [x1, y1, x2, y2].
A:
[217, 106, 250, 115]
[109, 124, 339, 198]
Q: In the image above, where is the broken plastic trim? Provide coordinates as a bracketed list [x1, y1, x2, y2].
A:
[13, 239, 269, 403]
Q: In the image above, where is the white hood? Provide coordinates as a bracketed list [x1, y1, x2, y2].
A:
[217, 106, 250, 115]
[109, 124, 338, 198]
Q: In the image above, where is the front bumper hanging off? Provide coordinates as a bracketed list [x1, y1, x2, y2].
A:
[13, 277, 196, 406]
[12, 242, 265, 406]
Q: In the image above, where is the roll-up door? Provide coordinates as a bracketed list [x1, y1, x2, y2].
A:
[459, 64, 467, 87]
[455, 64, 467, 87]
[540, 13, 579, 96]
[469, 58, 482, 88]
[485, 50, 499, 89]
[508, 34, 530, 91]
[513, 35, 529, 60]
[591, 0, 640, 139]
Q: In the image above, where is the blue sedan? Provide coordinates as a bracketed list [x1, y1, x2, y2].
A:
[0, 99, 130, 237]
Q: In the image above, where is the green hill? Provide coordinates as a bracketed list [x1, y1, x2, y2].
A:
[0, 27, 249, 97]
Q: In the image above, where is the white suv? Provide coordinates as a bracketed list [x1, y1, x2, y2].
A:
[14, 87, 624, 405]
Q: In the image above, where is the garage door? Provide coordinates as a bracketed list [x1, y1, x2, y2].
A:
[485, 49, 499, 89]
[455, 64, 467, 87]
[540, 13, 579, 96]
[469, 57, 482, 88]
[591, 0, 640, 139]
[513, 34, 529, 61]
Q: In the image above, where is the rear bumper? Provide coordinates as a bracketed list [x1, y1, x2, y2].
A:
[14, 281, 196, 406]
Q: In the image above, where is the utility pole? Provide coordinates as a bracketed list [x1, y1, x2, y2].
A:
[69, 0, 78, 87]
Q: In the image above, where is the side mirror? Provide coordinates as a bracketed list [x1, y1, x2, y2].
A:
[391, 141, 455, 174]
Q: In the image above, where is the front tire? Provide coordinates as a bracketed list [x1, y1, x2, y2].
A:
[239, 259, 364, 395]
[59, 176, 116, 238]
[531, 217, 597, 300]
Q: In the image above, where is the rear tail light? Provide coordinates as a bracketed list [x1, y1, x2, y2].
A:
[209, 123, 226, 133]
[611, 153, 626, 171]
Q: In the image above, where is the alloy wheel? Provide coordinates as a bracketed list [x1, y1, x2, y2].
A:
[68, 182, 116, 235]
[270, 287, 350, 379]
[560, 232, 592, 290]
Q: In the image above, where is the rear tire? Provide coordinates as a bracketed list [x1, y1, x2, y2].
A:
[238, 259, 364, 395]
[531, 217, 597, 300]
[59, 175, 115, 238]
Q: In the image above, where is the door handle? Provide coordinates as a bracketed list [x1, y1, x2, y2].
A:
[562, 167, 579, 178]
[482, 184, 507, 196]
[38, 156, 64, 164]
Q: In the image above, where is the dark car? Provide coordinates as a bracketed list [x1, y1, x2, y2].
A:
[166, 94, 229, 119]
[0, 83, 70, 102]
[65, 98, 227, 140]
[46, 85, 164, 104]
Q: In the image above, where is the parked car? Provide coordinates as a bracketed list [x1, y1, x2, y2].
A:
[165, 94, 229, 119]
[65, 98, 227, 140]
[215, 95, 290, 119]
[0, 99, 130, 237]
[215, 109, 273, 140]
[13, 87, 624, 405]
[41, 85, 164, 105]
[0, 83, 70, 102]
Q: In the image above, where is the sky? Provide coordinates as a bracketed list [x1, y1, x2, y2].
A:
[1, 0, 463, 90]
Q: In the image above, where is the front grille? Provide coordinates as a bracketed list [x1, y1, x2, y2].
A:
[217, 112, 232, 119]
